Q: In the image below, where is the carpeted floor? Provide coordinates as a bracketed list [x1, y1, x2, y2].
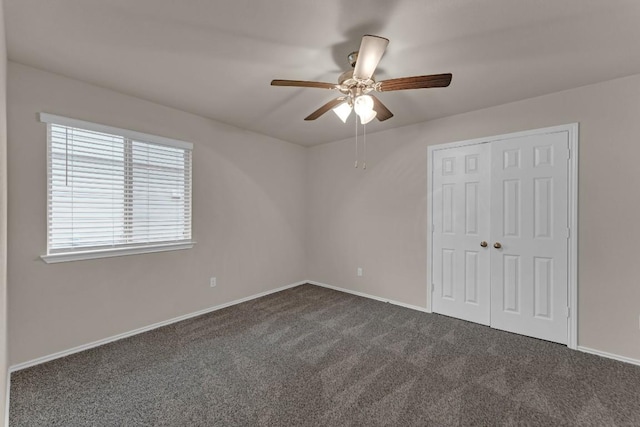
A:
[9, 284, 640, 426]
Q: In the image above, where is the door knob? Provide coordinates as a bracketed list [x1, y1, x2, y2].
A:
[493, 242, 502, 249]
[480, 241, 488, 247]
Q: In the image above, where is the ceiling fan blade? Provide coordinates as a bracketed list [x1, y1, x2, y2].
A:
[304, 98, 345, 121]
[271, 80, 337, 89]
[371, 96, 394, 121]
[377, 73, 452, 92]
[353, 35, 389, 81]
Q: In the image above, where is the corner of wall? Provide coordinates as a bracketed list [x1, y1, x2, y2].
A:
[303, 143, 311, 281]
[0, 0, 8, 423]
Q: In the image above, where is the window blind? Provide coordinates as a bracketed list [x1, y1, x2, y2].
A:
[44, 114, 192, 255]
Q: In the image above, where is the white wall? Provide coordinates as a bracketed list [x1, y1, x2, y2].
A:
[7, 62, 307, 366]
[7, 56, 640, 375]
[0, 0, 7, 421]
[307, 73, 640, 362]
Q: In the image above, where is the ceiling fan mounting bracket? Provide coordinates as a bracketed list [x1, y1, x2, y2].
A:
[348, 51, 358, 68]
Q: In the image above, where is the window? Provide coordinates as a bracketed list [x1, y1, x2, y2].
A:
[40, 113, 193, 263]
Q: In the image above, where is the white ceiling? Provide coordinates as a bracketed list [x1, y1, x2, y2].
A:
[6, 0, 640, 146]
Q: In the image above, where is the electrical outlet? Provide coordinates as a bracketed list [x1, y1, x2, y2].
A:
[210, 277, 217, 288]
[357, 267, 363, 277]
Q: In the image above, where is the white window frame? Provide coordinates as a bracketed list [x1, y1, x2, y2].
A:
[39, 113, 195, 263]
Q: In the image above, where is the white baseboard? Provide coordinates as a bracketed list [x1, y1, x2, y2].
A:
[307, 280, 429, 313]
[577, 345, 640, 367]
[8, 280, 307, 374]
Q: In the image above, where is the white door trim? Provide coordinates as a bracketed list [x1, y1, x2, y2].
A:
[427, 123, 579, 349]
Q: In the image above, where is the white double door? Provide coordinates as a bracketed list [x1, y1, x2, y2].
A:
[432, 131, 569, 344]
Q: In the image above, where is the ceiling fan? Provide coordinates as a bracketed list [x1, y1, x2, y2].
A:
[271, 35, 452, 124]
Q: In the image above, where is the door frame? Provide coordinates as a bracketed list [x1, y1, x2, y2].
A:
[426, 123, 579, 349]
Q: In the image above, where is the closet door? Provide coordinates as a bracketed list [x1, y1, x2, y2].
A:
[432, 143, 491, 325]
[489, 131, 569, 344]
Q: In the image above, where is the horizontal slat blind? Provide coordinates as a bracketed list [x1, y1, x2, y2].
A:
[47, 121, 192, 254]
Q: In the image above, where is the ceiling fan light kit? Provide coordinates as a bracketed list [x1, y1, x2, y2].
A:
[271, 34, 453, 124]
[332, 93, 378, 124]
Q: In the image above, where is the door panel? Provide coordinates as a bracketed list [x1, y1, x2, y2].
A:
[432, 144, 491, 325]
[490, 132, 569, 344]
[502, 179, 521, 237]
[464, 251, 479, 303]
[502, 254, 520, 313]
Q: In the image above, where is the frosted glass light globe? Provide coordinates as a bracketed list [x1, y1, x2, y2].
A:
[332, 102, 353, 123]
[354, 95, 374, 116]
[359, 109, 377, 124]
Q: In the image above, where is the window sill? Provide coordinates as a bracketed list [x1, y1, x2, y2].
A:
[40, 241, 196, 264]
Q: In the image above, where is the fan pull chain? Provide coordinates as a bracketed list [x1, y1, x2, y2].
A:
[354, 115, 358, 168]
[363, 123, 367, 170]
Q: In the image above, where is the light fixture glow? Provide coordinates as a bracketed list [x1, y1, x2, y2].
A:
[332, 102, 352, 123]
[354, 95, 374, 116]
[353, 95, 376, 124]
[359, 109, 377, 124]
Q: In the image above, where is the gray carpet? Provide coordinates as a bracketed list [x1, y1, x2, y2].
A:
[9, 284, 640, 426]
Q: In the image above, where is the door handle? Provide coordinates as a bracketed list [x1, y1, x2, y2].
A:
[493, 242, 502, 249]
[480, 241, 488, 247]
